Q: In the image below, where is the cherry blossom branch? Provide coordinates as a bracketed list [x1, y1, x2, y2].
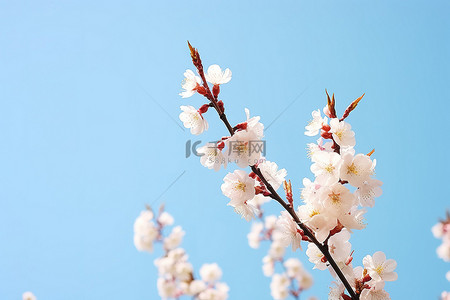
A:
[187, 42, 359, 300]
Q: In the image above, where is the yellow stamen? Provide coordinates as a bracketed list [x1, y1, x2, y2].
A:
[329, 192, 341, 204]
[235, 181, 246, 192]
[347, 163, 358, 175]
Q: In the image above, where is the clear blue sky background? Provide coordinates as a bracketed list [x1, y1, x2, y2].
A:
[0, 0, 449, 299]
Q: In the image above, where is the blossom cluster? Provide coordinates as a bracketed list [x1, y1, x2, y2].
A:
[178, 44, 398, 300]
[134, 206, 229, 299]
[432, 212, 450, 299]
[247, 207, 315, 300]
[301, 107, 397, 299]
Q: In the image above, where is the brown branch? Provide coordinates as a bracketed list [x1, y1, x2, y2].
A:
[187, 42, 359, 300]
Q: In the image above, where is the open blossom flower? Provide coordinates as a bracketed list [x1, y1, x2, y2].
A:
[221, 170, 255, 203]
[198, 284, 229, 300]
[276, 211, 302, 251]
[328, 229, 352, 262]
[163, 226, 185, 250]
[244, 108, 264, 139]
[258, 160, 287, 191]
[432, 222, 445, 239]
[222, 170, 258, 220]
[310, 151, 342, 185]
[270, 273, 290, 300]
[247, 222, 264, 249]
[297, 202, 337, 243]
[355, 179, 383, 207]
[328, 282, 345, 300]
[307, 138, 333, 160]
[231, 201, 259, 221]
[197, 142, 226, 171]
[306, 243, 327, 270]
[300, 178, 322, 203]
[340, 207, 367, 231]
[269, 240, 286, 260]
[363, 251, 398, 282]
[158, 211, 174, 226]
[320, 183, 355, 217]
[179, 69, 201, 98]
[134, 210, 158, 252]
[360, 283, 391, 300]
[179, 105, 209, 135]
[22, 292, 36, 300]
[340, 153, 375, 188]
[226, 128, 262, 168]
[306, 230, 351, 271]
[305, 109, 327, 136]
[262, 255, 275, 276]
[283, 258, 304, 278]
[200, 263, 223, 282]
[157, 278, 177, 299]
[329, 118, 356, 148]
[205, 64, 232, 85]
[437, 242, 450, 261]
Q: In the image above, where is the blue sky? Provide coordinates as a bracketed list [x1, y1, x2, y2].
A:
[0, 0, 449, 299]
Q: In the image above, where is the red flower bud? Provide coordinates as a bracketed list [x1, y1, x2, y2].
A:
[321, 131, 333, 139]
[217, 100, 224, 113]
[342, 294, 352, 300]
[322, 124, 331, 131]
[235, 122, 248, 131]
[212, 84, 220, 98]
[217, 141, 225, 151]
[198, 104, 209, 114]
[196, 86, 207, 95]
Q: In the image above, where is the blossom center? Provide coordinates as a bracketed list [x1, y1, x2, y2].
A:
[325, 164, 335, 174]
[309, 210, 320, 218]
[329, 192, 341, 204]
[374, 265, 384, 275]
[335, 130, 344, 139]
[346, 163, 358, 175]
[235, 181, 247, 192]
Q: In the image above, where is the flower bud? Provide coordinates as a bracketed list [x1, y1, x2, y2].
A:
[213, 84, 220, 98]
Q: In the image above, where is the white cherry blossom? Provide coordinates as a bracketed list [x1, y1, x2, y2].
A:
[163, 226, 185, 250]
[245, 108, 264, 139]
[179, 69, 201, 98]
[247, 222, 264, 249]
[270, 273, 290, 300]
[221, 170, 255, 203]
[179, 105, 209, 135]
[329, 118, 356, 148]
[205, 64, 232, 85]
[225, 128, 262, 168]
[276, 211, 302, 251]
[363, 251, 398, 282]
[320, 183, 355, 217]
[197, 142, 227, 171]
[305, 109, 327, 136]
[355, 179, 383, 207]
[340, 153, 375, 188]
[200, 263, 223, 282]
[310, 151, 342, 185]
[258, 160, 287, 191]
